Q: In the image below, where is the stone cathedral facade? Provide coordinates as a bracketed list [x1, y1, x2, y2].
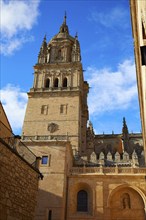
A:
[21, 16, 146, 220]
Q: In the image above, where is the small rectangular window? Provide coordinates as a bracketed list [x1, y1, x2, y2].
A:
[60, 105, 64, 113]
[142, 22, 146, 39]
[41, 105, 48, 115]
[140, 46, 146, 66]
[41, 155, 51, 166]
[42, 156, 48, 164]
[60, 104, 67, 114]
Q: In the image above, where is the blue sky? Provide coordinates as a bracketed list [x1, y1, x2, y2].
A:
[0, 0, 141, 135]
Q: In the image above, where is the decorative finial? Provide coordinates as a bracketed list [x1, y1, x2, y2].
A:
[75, 32, 78, 39]
[64, 11, 67, 24]
[44, 34, 46, 42]
[122, 117, 129, 135]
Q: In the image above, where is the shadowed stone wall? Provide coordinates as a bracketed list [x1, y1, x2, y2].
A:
[0, 140, 40, 220]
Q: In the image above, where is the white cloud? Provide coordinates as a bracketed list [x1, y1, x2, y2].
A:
[1, 35, 34, 55]
[0, 0, 40, 55]
[1, 84, 28, 133]
[86, 59, 138, 116]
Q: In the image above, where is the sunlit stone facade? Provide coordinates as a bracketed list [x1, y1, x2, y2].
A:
[130, 0, 146, 164]
[21, 14, 146, 220]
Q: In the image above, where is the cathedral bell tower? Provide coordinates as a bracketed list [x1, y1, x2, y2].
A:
[22, 14, 89, 154]
[21, 15, 89, 219]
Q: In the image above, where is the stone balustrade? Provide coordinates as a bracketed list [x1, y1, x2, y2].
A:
[69, 166, 146, 175]
[0, 121, 37, 168]
[22, 135, 68, 141]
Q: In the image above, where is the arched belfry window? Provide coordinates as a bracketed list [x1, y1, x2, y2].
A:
[45, 78, 50, 88]
[77, 190, 88, 212]
[63, 77, 67, 87]
[58, 49, 61, 58]
[54, 78, 59, 88]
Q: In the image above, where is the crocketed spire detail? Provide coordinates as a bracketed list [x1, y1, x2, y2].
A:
[122, 117, 129, 137]
[38, 35, 48, 64]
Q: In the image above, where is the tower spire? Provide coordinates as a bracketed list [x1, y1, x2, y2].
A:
[38, 35, 47, 64]
[122, 117, 129, 141]
[59, 11, 69, 34]
[122, 117, 129, 134]
[64, 11, 67, 24]
[44, 34, 46, 42]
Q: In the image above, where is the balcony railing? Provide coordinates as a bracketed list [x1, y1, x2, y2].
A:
[0, 121, 37, 168]
[22, 135, 68, 141]
[69, 166, 146, 175]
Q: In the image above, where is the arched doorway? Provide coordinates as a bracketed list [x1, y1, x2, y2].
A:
[108, 185, 145, 220]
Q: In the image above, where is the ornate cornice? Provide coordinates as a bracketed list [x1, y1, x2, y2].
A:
[28, 88, 81, 98]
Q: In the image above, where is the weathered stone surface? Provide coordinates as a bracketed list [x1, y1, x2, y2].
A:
[0, 141, 39, 220]
[20, 12, 146, 220]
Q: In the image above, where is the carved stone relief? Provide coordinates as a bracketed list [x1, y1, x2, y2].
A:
[48, 123, 59, 133]
[121, 193, 131, 209]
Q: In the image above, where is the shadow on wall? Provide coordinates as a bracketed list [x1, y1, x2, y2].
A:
[34, 189, 66, 220]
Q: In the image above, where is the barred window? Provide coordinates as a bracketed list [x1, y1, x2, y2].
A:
[77, 190, 88, 212]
